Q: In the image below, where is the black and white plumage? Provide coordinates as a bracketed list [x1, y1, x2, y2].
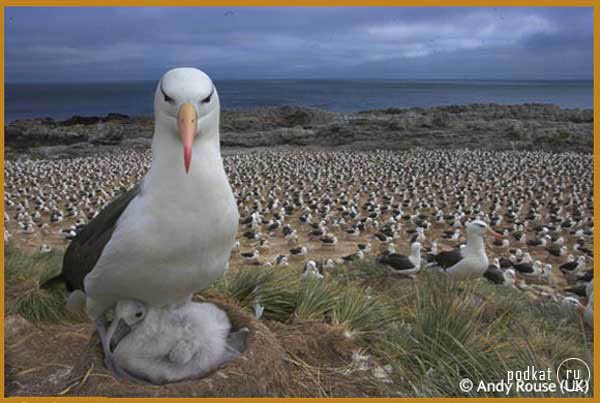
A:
[546, 245, 567, 257]
[275, 254, 289, 267]
[484, 262, 516, 287]
[341, 250, 364, 262]
[498, 256, 515, 269]
[526, 235, 549, 247]
[574, 242, 593, 257]
[40, 68, 239, 378]
[512, 260, 543, 276]
[432, 220, 502, 280]
[290, 246, 307, 256]
[240, 250, 260, 261]
[302, 260, 324, 279]
[357, 243, 372, 252]
[320, 234, 338, 246]
[433, 248, 462, 269]
[424, 241, 438, 263]
[378, 242, 422, 276]
[559, 255, 585, 275]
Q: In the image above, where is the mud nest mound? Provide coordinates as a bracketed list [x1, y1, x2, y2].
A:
[6, 298, 388, 397]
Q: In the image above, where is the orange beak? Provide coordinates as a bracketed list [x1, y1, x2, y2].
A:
[177, 103, 197, 174]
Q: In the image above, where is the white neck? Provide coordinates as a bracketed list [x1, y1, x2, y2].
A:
[409, 248, 421, 266]
[464, 232, 485, 255]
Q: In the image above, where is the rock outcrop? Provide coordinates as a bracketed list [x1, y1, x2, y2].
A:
[5, 104, 593, 158]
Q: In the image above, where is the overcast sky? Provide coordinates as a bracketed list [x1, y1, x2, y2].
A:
[5, 7, 593, 82]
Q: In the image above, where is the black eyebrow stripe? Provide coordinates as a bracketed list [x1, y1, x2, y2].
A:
[160, 81, 170, 99]
[203, 86, 215, 102]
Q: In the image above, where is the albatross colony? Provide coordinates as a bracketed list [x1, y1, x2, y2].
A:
[5, 143, 594, 327]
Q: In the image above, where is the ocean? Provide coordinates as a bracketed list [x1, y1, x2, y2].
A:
[4, 79, 593, 123]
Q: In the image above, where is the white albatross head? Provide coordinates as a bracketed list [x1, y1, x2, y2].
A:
[154, 67, 220, 174]
[465, 219, 502, 239]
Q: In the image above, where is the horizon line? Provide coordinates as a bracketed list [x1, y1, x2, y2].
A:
[5, 77, 594, 85]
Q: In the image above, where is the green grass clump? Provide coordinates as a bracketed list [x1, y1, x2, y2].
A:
[5, 244, 80, 323]
[15, 287, 76, 323]
[294, 278, 337, 321]
[331, 285, 396, 336]
[213, 265, 301, 322]
[5, 242, 63, 286]
[370, 271, 593, 397]
[214, 264, 397, 337]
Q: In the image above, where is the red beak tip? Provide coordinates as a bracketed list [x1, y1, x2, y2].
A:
[183, 147, 192, 174]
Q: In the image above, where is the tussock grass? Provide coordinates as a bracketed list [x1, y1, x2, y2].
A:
[370, 271, 593, 397]
[212, 265, 301, 322]
[214, 264, 397, 337]
[5, 244, 80, 323]
[331, 285, 396, 336]
[294, 278, 337, 321]
[15, 287, 76, 323]
[5, 242, 62, 286]
[5, 245, 593, 397]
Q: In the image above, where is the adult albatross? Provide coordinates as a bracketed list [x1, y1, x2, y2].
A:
[44, 67, 239, 369]
[433, 220, 502, 280]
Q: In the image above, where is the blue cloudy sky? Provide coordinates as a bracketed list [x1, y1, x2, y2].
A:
[5, 7, 593, 82]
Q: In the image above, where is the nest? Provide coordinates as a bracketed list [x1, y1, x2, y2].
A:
[6, 298, 386, 397]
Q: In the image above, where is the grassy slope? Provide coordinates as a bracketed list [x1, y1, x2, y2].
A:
[4, 245, 593, 397]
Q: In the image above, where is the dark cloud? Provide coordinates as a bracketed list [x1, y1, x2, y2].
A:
[5, 7, 593, 82]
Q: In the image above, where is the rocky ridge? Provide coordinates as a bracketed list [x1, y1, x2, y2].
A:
[5, 103, 593, 159]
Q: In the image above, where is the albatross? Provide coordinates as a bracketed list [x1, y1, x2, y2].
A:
[377, 242, 422, 277]
[433, 220, 502, 280]
[44, 67, 239, 372]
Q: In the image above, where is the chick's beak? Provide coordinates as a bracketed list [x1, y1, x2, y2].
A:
[178, 103, 197, 174]
[108, 319, 132, 353]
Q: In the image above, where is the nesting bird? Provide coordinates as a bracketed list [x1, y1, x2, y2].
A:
[378, 242, 422, 277]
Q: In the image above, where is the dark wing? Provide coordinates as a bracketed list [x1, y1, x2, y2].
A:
[513, 263, 533, 274]
[559, 262, 577, 272]
[434, 249, 463, 269]
[564, 284, 588, 297]
[425, 252, 436, 263]
[43, 184, 140, 292]
[380, 254, 414, 271]
[483, 268, 504, 284]
[578, 271, 593, 282]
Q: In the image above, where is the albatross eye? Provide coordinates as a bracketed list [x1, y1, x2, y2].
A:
[160, 83, 174, 104]
[135, 311, 143, 318]
[162, 90, 174, 104]
[201, 87, 215, 104]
